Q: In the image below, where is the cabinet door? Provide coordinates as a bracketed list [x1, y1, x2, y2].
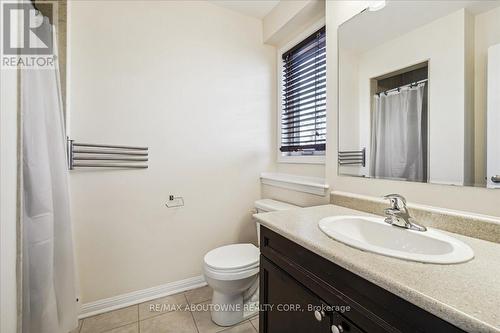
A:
[260, 256, 332, 333]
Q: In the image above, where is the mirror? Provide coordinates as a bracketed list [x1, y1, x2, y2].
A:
[338, 1, 500, 188]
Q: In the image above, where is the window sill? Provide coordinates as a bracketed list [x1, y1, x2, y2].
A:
[277, 155, 325, 165]
[260, 172, 329, 196]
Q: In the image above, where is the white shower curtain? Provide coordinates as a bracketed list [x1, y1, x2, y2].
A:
[370, 84, 426, 182]
[21, 11, 78, 333]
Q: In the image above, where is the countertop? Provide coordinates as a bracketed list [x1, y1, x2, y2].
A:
[254, 204, 500, 333]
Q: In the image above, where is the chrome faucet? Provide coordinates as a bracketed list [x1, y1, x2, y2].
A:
[383, 194, 427, 232]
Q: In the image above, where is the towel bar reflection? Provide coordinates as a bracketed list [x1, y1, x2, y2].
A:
[67, 138, 149, 170]
[338, 148, 366, 167]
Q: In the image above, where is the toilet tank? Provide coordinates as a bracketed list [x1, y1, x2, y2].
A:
[254, 199, 299, 245]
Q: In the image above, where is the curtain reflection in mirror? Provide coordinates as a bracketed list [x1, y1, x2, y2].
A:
[370, 83, 427, 182]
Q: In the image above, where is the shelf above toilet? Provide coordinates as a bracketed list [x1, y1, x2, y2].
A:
[260, 172, 329, 196]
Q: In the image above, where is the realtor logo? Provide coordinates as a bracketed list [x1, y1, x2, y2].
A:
[1, 1, 56, 68]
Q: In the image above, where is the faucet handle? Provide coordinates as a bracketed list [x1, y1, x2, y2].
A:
[383, 194, 407, 209]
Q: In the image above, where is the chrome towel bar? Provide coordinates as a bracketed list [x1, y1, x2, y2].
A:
[338, 148, 366, 167]
[72, 142, 148, 150]
[73, 157, 148, 162]
[72, 163, 148, 169]
[67, 138, 149, 170]
[72, 149, 148, 156]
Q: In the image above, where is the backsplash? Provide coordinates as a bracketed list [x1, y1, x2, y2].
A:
[331, 191, 500, 244]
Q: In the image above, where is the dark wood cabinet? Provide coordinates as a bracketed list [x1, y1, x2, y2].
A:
[261, 256, 332, 333]
[261, 255, 363, 333]
[259, 226, 466, 333]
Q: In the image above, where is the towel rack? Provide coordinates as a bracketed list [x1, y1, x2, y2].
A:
[67, 138, 148, 170]
[338, 148, 365, 167]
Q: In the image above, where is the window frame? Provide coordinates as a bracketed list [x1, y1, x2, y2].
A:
[277, 19, 326, 165]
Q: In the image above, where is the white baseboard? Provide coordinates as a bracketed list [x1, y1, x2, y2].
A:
[79, 275, 207, 319]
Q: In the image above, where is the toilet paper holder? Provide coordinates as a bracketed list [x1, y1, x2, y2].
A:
[166, 195, 184, 208]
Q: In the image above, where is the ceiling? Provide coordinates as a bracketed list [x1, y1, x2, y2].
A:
[340, 0, 500, 54]
[208, 0, 280, 19]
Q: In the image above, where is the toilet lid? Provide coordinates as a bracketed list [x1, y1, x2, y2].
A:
[204, 243, 259, 271]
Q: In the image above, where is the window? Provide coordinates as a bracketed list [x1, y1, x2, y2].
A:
[280, 26, 326, 159]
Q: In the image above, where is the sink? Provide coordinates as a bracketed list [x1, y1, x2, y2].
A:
[318, 216, 474, 264]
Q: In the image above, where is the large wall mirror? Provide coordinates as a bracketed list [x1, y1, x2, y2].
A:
[338, 1, 500, 188]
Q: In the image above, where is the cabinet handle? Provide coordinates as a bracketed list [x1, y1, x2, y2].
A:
[314, 310, 325, 322]
[331, 324, 344, 333]
[492, 175, 500, 183]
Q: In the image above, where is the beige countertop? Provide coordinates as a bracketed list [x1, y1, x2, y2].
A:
[254, 204, 500, 333]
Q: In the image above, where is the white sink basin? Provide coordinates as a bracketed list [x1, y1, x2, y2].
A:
[318, 216, 474, 264]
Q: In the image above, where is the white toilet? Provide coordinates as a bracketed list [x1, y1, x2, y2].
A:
[203, 199, 299, 326]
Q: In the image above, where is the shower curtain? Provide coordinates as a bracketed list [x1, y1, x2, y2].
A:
[370, 84, 426, 182]
[21, 10, 78, 333]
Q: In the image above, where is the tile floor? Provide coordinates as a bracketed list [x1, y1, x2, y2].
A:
[71, 286, 259, 333]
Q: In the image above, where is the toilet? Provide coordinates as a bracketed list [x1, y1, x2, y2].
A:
[203, 199, 299, 326]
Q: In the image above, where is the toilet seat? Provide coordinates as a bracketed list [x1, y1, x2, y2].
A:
[204, 264, 259, 281]
[204, 243, 259, 271]
[204, 243, 259, 281]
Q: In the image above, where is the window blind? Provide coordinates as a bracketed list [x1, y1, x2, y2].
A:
[280, 26, 326, 154]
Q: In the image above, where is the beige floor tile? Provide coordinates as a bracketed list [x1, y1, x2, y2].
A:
[184, 285, 212, 304]
[80, 306, 138, 333]
[103, 322, 138, 333]
[139, 310, 197, 333]
[220, 321, 257, 333]
[138, 292, 188, 320]
[191, 301, 221, 333]
[249, 316, 258, 332]
[191, 300, 240, 333]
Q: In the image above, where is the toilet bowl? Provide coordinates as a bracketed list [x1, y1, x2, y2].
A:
[203, 199, 299, 326]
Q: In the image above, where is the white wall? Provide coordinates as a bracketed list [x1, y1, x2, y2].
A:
[338, 48, 363, 177]
[0, 70, 19, 333]
[327, 1, 500, 217]
[474, 6, 500, 186]
[0, 6, 19, 331]
[464, 10, 475, 187]
[69, 0, 275, 303]
[261, 1, 328, 205]
[263, 0, 324, 45]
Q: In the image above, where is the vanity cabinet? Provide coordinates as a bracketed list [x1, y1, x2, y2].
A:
[261, 255, 363, 333]
[259, 226, 466, 333]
